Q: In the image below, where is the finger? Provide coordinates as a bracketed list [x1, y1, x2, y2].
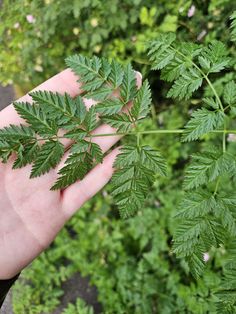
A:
[0, 68, 81, 128]
[62, 147, 120, 218]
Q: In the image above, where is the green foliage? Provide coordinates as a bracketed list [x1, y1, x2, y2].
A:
[12, 188, 222, 314]
[3, 2, 236, 313]
[111, 145, 166, 218]
[230, 11, 236, 42]
[0, 54, 161, 217]
[173, 190, 234, 278]
[0, 0, 185, 88]
[148, 34, 230, 100]
[62, 298, 94, 314]
[148, 32, 236, 286]
[30, 140, 64, 178]
[183, 150, 235, 189]
[182, 109, 225, 142]
[215, 240, 236, 312]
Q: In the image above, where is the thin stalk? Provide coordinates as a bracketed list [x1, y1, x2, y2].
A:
[223, 129, 226, 153]
[137, 132, 140, 147]
[34, 128, 236, 142]
[214, 177, 220, 196]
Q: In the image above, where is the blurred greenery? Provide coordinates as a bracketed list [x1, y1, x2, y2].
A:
[1, 0, 236, 313]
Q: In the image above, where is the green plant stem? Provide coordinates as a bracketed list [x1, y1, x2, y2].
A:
[223, 130, 226, 153]
[33, 128, 236, 142]
[214, 177, 220, 196]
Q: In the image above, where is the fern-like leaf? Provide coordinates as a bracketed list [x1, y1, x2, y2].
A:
[30, 140, 64, 178]
[14, 102, 57, 136]
[230, 11, 236, 42]
[131, 80, 152, 120]
[102, 113, 133, 132]
[29, 91, 86, 126]
[111, 145, 166, 218]
[183, 150, 235, 190]
[167, 68, 203, 100]
[182, 108, 225, 142]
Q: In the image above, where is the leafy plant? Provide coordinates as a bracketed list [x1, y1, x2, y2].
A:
[147, 30, 236, 310]
[4, 29, 236, 312]
[3, 4, 236, 313]
[62, 298, 94, 314]
[0, 55, 166, 218]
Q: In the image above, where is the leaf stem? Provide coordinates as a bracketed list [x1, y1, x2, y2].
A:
[33, 128, 236, 142]
[223, 129, 226, 153]
[214, 177, 220, 196]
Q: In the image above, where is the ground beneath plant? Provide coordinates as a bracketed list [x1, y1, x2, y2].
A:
[51, 273, 102, 314]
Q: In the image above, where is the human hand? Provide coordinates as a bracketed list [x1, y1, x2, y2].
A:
[0, 69, 141, 279]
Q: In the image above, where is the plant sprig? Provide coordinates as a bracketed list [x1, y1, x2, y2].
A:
[0, 55, 166, 218]
[148, 32, 236, 294]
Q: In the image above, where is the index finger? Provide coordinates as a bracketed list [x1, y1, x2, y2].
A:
[0, 69, 81, 128]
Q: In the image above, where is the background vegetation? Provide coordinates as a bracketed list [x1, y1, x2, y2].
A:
[1, 0, 236, 313]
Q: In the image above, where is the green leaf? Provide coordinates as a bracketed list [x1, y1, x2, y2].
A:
[199, 41, 230, 73]
[0, 139, 22, 163]
[29, 91, 86, 126]
[90, 142, 103, 163]
[182, 108, 225, 142]
[100, 58, 112, 79]
[30, 140, 64, 178]
[51, 152, 92, 190]
[83, 106, 97, 132]
[148, 33, 176, 70]
[112, 145, 166, 218]
[109, 60, 124, 88]
[131, 80, 152, 120]
[14, 102, 57, 136]
[112, 164, 152, 218]
[65, 55, 105, 91]
[223, 81, 236, 106]
[51, 140, 104, 190]
[173, 216, 225, 277]
[183, 151, 235, 190]
[230, 11, 236, 42]
[85, 86, 113, 101]
[140, 145, 167, 176]
[160, 42, 201, 82]
[95, 98, 124, 115]
[0, 124, 35, 140]
[13, 141, 39, 169]
[102, 113, 132, 132]
[113, 146, 140, 168]
[175, 190, 216, 219]
[70, 140, 90, 154]
[120, 63, 137, 103]
[64, 129, 87, 141]
[215, 196, 236, 236]
[203, 97, 219, 110]
[167, 68, 203, 100]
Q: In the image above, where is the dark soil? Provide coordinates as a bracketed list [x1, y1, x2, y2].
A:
[51, 273, 102, 314]
[0, 85, 15, 110]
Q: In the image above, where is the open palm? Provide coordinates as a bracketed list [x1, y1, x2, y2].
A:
[0, 69, 141, 279]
